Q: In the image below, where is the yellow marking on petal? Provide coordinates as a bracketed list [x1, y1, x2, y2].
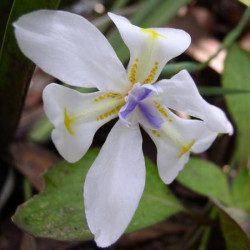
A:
[178, 139, 196, 159]
[140, 28, 167, 40]
[129, 58, 139, 84]
[96, 104, 123, 121]
[151, 129, 160, 137]
[154, 101, 168, 118]
[143, 61, 159, 84]
[94, 92, 120, 102]
[168, 119, 173, 122]
[64, 107, 75, 135]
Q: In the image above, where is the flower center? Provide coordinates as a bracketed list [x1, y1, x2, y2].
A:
[119, 83, 164, 129]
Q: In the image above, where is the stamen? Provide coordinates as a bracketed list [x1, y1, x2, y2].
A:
[178, 139, 196, 158]
[140, 28, 167, 40]
[151, 129, 160, 137]
[64, 107, 75, 135]
[143, 61, 159, 84]
[96, 104, 123, 121]
[154, 101, 168, 118]
[129, 58, 139, 84]
[94, 92, 120, 102]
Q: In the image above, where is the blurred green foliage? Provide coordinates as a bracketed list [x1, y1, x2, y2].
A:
[232, 169, 250, 210]
[223, 44, 250, 166]
[218, 204, 250, 250]
[0, 0, 61, 155]
[177, 158, 232, 205]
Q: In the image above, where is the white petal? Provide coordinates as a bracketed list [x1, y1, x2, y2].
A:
[84, 121, 145, 247]
[108, 13, 190, 84]
[157, 70, 233, 135]
[43, 84, 124, 162]
[144, 110, 217, 184]
[14, 10, 128, 92]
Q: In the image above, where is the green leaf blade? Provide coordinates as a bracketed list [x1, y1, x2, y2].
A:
[177, 158, 232, 205]
[0, 0, 60, 154]
[216, 202, 250, 250]
[232, 168, 250, 210]
[13, 149, 182, 241]
[237, 0, 250, 7]
[13, 150, 96, 240]
[222, 44, 250, 165]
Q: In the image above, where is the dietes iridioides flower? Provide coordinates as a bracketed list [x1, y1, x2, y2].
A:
[14, 10, 233, 247]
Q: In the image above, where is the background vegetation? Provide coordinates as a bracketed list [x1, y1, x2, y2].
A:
[0, 0, 249, 249]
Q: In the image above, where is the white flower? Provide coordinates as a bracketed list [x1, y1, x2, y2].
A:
[14, 10, 233, 247]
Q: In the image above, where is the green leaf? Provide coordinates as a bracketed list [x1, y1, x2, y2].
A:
[0, 0, 60, 154]
[177, 158, 232, 205]
[232, 168, 250, 210]
[216, 202, 250, 250]
[13, 149, 183, 241]
[141, 0, 192, 27]
[237, 0, 250, 7]
[109, 0, 131, 11]
[222, 44, 250, 165]
[222, 206, 250, 235]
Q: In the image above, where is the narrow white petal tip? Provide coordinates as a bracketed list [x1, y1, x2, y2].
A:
[108, 12, 130, 23]
[95, 233, 117, 248]
[210, 107, 234, 135]
[226, 121, 234, 136]
[158, 163, 187, 185]
[163, 175, 177, 185]
[186, 32, 191, 48]
[107, 12, 114, 18]
[159, 157, 188, 185]
[207, 119, 233, 137]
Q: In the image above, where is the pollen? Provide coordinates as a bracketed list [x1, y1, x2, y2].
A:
[178, 139, 196, 158]
[154, 101, 168, 118]
[96, 104, 123, 121]
[64, 107, 74, 135]
[94, 92, 119, 102]
[140, 28, 167, 40]
[143, 61, 159, 84]
[129, 58, 139, 84]
[151, 129, 161, 137]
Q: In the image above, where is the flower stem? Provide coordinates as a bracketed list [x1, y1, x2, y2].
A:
[23, 178, 32, 201]
[198, 206, 218, 250]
